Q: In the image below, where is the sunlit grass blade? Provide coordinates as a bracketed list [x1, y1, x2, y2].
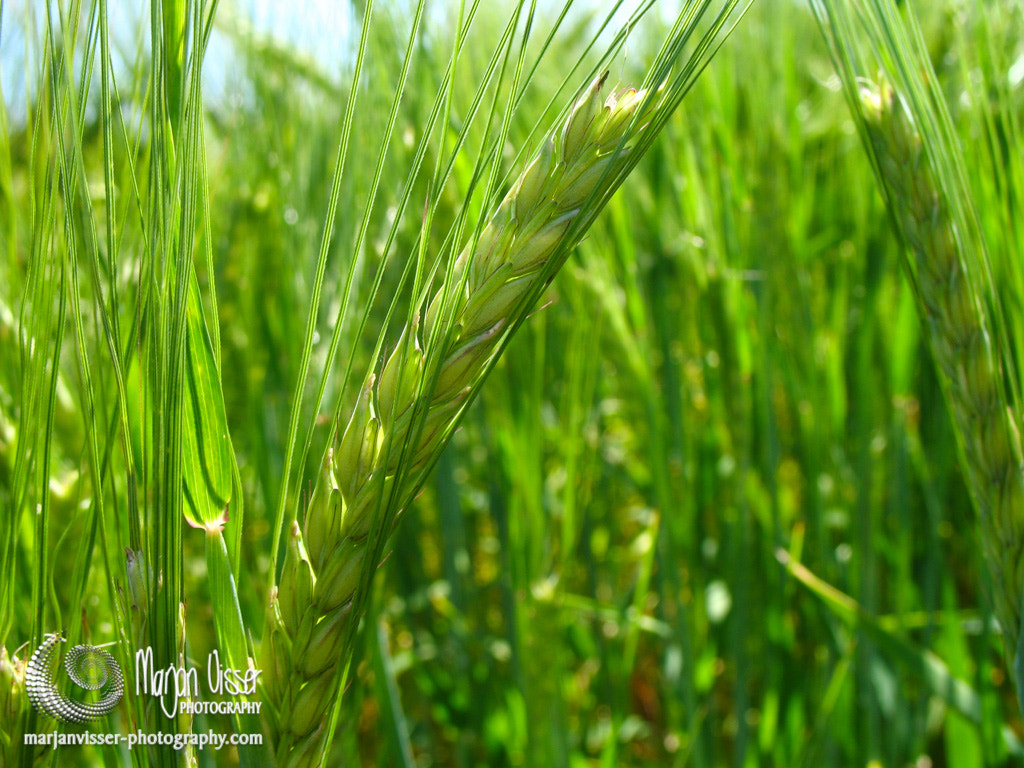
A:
[182, 268, 234, 529]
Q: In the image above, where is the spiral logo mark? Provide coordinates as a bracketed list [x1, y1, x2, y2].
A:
[25, 633, 124, 724]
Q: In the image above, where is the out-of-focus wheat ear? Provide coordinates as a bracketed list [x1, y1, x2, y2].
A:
[0, 646, 24, 715]
[0, 646, 27, 765]
[861, 79, 1024, 649]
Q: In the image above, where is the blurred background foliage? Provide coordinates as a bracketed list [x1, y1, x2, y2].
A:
[3, 0, 1024, 765]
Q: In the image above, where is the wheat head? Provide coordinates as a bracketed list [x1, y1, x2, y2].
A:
[861, 80, 1024, 650]
[261, 73, 662, 767]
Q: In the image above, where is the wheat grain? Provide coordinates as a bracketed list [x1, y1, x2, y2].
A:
[262, 73, 662, 767]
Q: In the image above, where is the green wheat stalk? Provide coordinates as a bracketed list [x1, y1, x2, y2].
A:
[261, 5, 747, 764]
[263, 73, 667, 767]
[860, 74, 1024, 671]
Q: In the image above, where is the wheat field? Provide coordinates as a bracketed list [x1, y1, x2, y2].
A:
[2, 1, 1024, 766]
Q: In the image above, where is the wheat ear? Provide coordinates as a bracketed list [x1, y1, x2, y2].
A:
[861, 81, 1024, 646]
[261, 74, 662, 767]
